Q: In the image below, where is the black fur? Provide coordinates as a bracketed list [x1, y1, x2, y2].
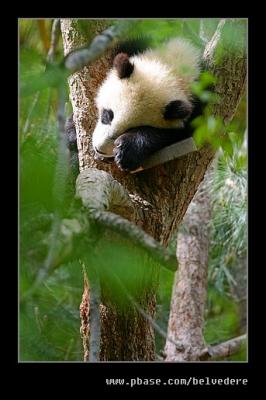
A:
[112, 37, 151, 58]
[101, 109, 114, 125]
[65, 113, 79, 175]
[112, 37, 151, 80]
[113, 53, 134, 79]
[114, 126, 189, 171]
[65, 95, 206, 173]
[164, 100, 192, 120]
[114, 96, 205, 171]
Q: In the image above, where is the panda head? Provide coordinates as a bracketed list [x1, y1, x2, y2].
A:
[92, 50, 195, 157]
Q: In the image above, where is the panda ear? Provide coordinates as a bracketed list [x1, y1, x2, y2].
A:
[113, 53, 134, 79]
[164, 100, 192, 120]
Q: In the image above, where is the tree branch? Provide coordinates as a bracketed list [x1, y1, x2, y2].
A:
[22, 92, 40, 135]
[199, 19, 219, 45]
[53, 84, 71, 208]
[88, 267, 101, 362]
[76, 168, 178, 272]
[183, 21, 205, 49]
[199, 334, 247, 360]
[64, 21, 133, 72]
[23, 85, 71, 296]
[80, 266, 90, 362]
[60, 19, 247, 362]
[203, 19, 226, 65]
[91, 210, 177, 272]
[47, 19, 60, 63]
[165, 18, 247, 362]
[203, 19, 246, 123]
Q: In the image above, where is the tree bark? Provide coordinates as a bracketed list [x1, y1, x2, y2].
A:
[164, 167, 213, 361]
[199, 334, 246, 361]
[165, 19, 246, 361]
[61, 19, 246, 361]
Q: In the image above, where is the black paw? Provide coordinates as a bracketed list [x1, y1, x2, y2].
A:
[114, 133, 142, 171]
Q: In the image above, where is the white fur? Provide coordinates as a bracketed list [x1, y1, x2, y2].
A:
[92, 38, 200, 156]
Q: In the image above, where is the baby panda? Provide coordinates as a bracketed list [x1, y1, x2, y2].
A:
[66, 37, 205, 172]
[92, 37, 204, 171]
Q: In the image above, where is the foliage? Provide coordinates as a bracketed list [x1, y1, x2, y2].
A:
[204, 286, 246, 361]
[161, 100, 247, 360]
[156, 278, 247, 361]
[207, 108, 247, 294]
[20, 261, 83, 361]
[19, 18, 247, 361]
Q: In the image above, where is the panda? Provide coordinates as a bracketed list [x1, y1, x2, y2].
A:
[67, 37, 206, 172]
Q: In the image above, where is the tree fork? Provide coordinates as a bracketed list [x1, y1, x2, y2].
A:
[61, 19, 246, 361]
[165, 19, 246, 361]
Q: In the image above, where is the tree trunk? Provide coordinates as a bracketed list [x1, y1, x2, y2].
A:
[164, 20, 246, 361]
[164, 167, 213, 361]
[61, 19, 246, 361]
[61, 19, 158, 361]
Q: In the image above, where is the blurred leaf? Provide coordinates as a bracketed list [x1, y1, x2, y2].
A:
[214, 20, 247, 64]
[82, 235, 159, 309]
[19, 18, 247, 362]
[20, 64, 68, 97]
[20, 134, 57, 211]
[204, 286, 241, 345]
[20, 261, 83, 361]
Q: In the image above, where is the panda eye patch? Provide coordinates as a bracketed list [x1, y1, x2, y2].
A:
[101, 109, 114, 125]
[163, 100, 192, 120]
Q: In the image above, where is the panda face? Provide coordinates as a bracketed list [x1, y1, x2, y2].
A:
[92, 49, 195, 157]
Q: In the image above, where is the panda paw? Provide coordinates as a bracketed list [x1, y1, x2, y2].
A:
[114, 133, 143, 171]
